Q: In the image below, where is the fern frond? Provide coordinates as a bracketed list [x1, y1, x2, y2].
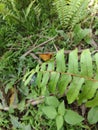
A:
[54, 0, 67, 26]
[71, 0, 90, 28]
[24, 49, 98, 107]
[54, 0, 90, 29]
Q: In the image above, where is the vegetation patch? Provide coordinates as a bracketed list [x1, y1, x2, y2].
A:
[0, 0, 98, 129]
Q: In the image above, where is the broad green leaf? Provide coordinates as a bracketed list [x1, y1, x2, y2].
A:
[80, 49, 93, 77]
[58, 74, 71, 96]
[86, 92, 98, 107]
[78, 80, 98, 104]
[86, 81, 98, 99]
[40, 72, 50, 95]
[56, 115, 64, 130]
[35, 64, 40, 72]
[58, 101, 65, 116]
[47, 61, 55, 71]
[40, 63, 47, 71]
[64, 110, 84, 125]
[87, 106, 98, 124]
[36, 71, 43, 87]
[45, 96, 59, 108]
[56, 49, 66, 72]
[48, 72, 60, 93]
[40, 61, 54, 95]
[67, 77, 84, 104]
[68, 49, 78, 74]
[42, 106, 57, 119]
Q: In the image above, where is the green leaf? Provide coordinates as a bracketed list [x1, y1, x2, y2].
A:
[84, 81, 98, 100]
[45, 96, 59, 108]
[36, 71, 43, 87]
[23, 70, 35, 86]
[56, 115, 64, 130]
[48, 72, 60, 93]
[74, 25, 90, 44]
[40, 71, 50, 95]
[42, 106, 57, 119]
[35, 64, 40, 72]
[86, 92, 98, 107]
[56, 49, 66, 72]
[36, 63, 46, 87]
[68, 49, 78, 74]
[78, 80, 98, 104]
[87, 106, 98, 124]
[80, 49, 93, 77]
[67, 77, 84, 104]
[47, 61, 55, 71]
[64, 110, 84, 125]
[58, 74, 71, 96]
[58, 101, 65, 116]
[40, 63, 47, 71]
[41, 62, 55, 95]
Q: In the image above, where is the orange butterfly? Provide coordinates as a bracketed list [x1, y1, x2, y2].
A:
[39, 53, 53, 61]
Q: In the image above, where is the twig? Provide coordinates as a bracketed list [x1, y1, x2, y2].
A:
[27, 96, 45, 106]
[64, 49, 84, 54]
[0, 96, 45, 111]
[30, 53, 42, 64]
[21, 36, 57, 57]
[0, 105, 17, 111]
[36, 49, 86, 55]
[90, 39, 98, 49]
[53, 44, 59, 52]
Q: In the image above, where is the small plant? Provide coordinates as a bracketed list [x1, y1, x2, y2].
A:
[41, 96, 84, 130]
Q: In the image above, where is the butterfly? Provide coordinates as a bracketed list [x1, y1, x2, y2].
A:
[39, 53, 53, 61]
